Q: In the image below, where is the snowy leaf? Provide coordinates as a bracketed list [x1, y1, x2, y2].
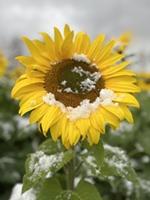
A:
[101, 144, 138, 183]
[22, 150, 74, 192]
[81, 144, 137, 183]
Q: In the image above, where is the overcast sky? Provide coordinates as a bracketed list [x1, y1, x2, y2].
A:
[0, 0, 150, 59]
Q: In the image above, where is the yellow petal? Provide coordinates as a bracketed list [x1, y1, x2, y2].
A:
[61, 31, 74, 59]
[120, 105, 134, 123]
[97, 40, 115, 64]
[100, 53, 124, 68]
[87, 128, 100, 145]
[54, 27, 63, 57]
[41, 106, 62, 134]
[101, 61, 129, 74]
[102, 105, 124, 120]
[75, 118, 90, 138]
[29, 104, 49, 124]
[67, 122, 80, 146]
[64, 24, 71, 37]
[105, 82, 140, 93]
[100, 107, 120, 128]
[87, 34, 105, 60]
[40, 32, 56, 60]
[74, 32, 90, 54]
[90, 109, 105, 132]
[114, 93, 140, 108]
[22, 37, 50, 66]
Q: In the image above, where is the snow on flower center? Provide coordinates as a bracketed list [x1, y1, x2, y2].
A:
[43, 89, 117, 121]
[44, 55, 105, 108]
[56, 56, 101, 94]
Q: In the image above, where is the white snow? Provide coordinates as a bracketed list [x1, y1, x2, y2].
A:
[111, 122, 133, 135]
[124, 180, 134, 197]
[63, 87, 74, 93]
[141, 155, 150, 163]
[139, 178, 150, 193]
[29, 151, 64, 181]
[9, 184, 36, 200]
[43, 89, 116, 121]
[72, 53, 91, 64]
[71, 67, 101, 90]
[61, 80, 67, 86]
[74, 177, 82, 187]
[104, 144, 129, 177]
[85, 155, 101, 176]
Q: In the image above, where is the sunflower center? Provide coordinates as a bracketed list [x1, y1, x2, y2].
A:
[57, 60, 101, 94]
[44, 58, 105, 107]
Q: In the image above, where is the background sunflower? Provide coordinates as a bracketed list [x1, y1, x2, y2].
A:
[0, 51, 8, 77]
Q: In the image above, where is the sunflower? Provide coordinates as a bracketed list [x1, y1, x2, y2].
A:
[11, 25, 140, 148]
[137, 72, 150, 91]
[0, 51, 8, 77]
[114, 32, 132, 54]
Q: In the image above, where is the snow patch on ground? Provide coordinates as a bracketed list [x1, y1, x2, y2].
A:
[9, 184, 36, 200]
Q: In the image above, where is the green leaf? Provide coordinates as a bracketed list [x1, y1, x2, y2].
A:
[37, 177, 63, 200]
[38, 138, 60, 155]
[85, 141, 104, 167]
[22, 150, 74, 192]
[137, 130, 150, 155]
[80, 141, 104, 176]
[101, 144, 138, 183]
[75, 180, 103, 200]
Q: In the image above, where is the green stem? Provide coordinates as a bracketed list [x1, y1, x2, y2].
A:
[66, 159, 75, 190]
[65, 149, 75, 190]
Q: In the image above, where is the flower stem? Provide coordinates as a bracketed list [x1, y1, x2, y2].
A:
[65, 148, 75, 190]
[66, 159, 75, 190]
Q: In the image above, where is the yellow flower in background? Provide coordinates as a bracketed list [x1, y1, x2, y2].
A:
[0, 51, 8, 76]
[114, 32, 132, 53]
[11, 25, 140, 148]
[9, 66, 25, 81]
[137, 72, 150, 91]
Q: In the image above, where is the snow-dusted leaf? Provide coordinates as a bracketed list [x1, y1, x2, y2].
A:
[23, 150, 74, 192]
[81, 144, 137, 183]
[101, 144, 138, 183]
[75, 180, 103, 200]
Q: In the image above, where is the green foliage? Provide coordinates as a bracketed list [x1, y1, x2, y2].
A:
[0, 80, 44, 199]
[23, 144, 74, 192]
[75, 180, 102, 200]
[36, 178, 63, 200]
[101, 145, 138, 183]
